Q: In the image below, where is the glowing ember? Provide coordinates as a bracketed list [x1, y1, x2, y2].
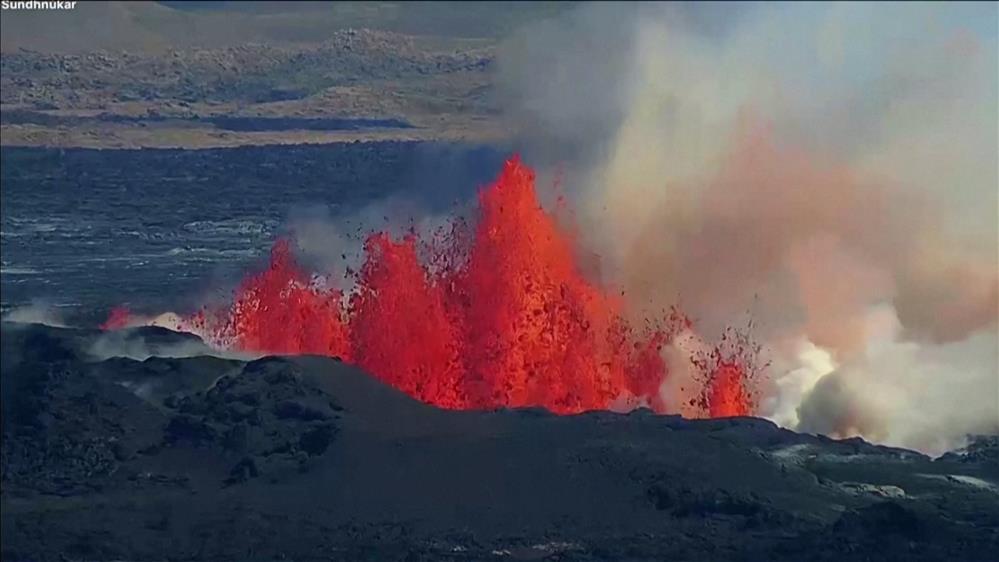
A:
[102, 156, 759, 417]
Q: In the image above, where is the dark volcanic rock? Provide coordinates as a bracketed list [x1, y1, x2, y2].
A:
[834, 501, 927, 540]
[92, 325, 211, 358]
[164, 356, 343, 484]
[938, 435, 999, 464]
[2, 323, 997, 561]
[1, 333, 164, 495]
[91, 354, 240, 407]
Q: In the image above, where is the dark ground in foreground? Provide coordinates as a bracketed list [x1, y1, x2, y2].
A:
[2, 322, 997, 561]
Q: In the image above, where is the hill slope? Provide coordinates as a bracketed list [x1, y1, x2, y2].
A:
[2, 322, 997, 560]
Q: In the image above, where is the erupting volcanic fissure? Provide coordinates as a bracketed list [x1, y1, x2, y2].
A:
[104, 157, 758, 417]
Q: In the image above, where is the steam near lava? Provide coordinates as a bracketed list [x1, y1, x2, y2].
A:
[497, 2, 998, 454]
[2, 300, 68, 327]
[106, 159, 756, 417]
[99, 3, 996, 454]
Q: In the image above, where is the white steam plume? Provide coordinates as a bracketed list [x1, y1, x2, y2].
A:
[2, 301, 69, 327]
[497, 2, 998, 453]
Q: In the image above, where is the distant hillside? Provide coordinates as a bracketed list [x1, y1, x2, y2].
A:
[0, 1, 573, 147]
[0, 25, 504, 148]
[1, 29, 493, 108]
[0, 1, 574, 53]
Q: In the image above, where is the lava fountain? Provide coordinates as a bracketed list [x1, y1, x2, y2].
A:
[104, 157, 758, 417]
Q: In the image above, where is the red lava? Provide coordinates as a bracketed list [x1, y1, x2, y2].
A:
[105, 156, 757, 417]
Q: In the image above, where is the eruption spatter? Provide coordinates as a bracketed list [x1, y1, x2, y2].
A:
[104, 157, 758, 417]
[223, 238, 349, 357]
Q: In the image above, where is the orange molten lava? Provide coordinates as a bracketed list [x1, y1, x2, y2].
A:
[223, 238, 349, 357]
[104, 157, 756, 417]
[706, 361, 750, 418]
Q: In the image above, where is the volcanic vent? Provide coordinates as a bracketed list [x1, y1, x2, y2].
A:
[104, 157, 759, 417]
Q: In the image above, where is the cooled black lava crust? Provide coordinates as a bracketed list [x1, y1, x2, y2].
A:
[2, 322, 997, 561]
